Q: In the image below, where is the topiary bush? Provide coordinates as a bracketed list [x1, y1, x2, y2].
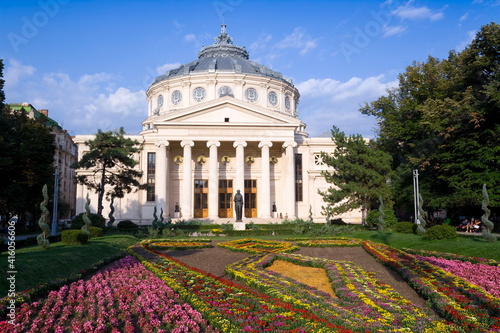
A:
[117, 220, 139, 230]
[422, 224, 457, 240]
[89, 226, 104, 238]
[367, 209, 397, 229]
[393, 221, 416, 234]
[71, 213, 106, 230]
[61, 230, 89, 245]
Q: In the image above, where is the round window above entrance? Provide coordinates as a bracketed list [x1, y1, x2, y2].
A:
[268, 91, 278, 106]
[171, 90, 182, 105]
[245, 88, 258, 103]
[218, 86, 234, 97]
[192, 87, 206, 102]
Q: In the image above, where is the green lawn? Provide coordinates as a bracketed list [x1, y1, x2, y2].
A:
[349, 230, 500, 261]
[0, 235, 138, 298]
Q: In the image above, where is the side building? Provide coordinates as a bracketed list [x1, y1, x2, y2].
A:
[73, 26, 362, 224]
[10, 103, 78, 219]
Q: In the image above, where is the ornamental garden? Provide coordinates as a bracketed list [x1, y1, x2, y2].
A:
[1, 232, 500, 332]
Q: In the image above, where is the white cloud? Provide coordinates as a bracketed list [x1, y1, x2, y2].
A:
[156, 63, 182, 74]
[184, 33, 196, 42]
[4, 59, 36, 87]
[4, 59, 146, 135]
[455, 30, 477, 51]
[383, 25, 407, 37]
[249, 33, 272, 50]
[276, 27, 319, 56]
[391, 2, 445, 21]
[297, 75, 398, 138]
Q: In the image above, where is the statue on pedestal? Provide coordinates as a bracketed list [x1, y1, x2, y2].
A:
[234, 189, 243, 222]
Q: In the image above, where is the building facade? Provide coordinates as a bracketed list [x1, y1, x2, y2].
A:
[10, 103, 78, 219]
[74, 26, 362, 224]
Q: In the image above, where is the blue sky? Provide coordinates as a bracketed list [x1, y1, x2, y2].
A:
[1, 0, 498, 138]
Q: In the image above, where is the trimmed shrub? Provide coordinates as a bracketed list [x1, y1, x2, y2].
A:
[393, 221, 416, 234]
[423, 224, 457, 240]
[89, 226, 104, 238]
[61, 230, 89, 245]
[367, 209, 398, 229]
[117, 220, 139, 230]
[71, 213, 106, 230]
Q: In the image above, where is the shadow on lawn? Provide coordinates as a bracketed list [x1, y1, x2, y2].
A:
[369, 231, 394, 245]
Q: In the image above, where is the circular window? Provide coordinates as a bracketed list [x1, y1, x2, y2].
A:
[157, 95, 164, 107]
[245, 88, 258, 103]
[268, 91, 278, 106]
[171, 90, 182, 105]
[192, 87, 206, 102]
[218, 86, 234, 97]
[285, 94, 291, 109]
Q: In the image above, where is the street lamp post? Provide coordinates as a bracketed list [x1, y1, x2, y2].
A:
[413, 169, 420, 224]
[51, 169, 59, 235]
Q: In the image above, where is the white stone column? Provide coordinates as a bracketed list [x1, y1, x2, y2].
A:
[233, 141, 247, 196]
[207, 140, 220, 219]
[283, 141, 298, 219]
[181, 140, 194, 219]
[258, 141, 272, 218]
[155, 141, 169, 217]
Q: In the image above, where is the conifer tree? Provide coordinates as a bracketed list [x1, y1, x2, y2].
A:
[72, 127, 145, 217]
[320, 126, 392, 224]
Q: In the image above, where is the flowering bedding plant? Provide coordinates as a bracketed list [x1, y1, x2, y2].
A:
[362, 240, 500, 332]
[134, 244, 351, 332]
[296, 238, 362, 247]
[226, 253, 454, 332]
[217, 238, 299, 254]
[1, 256, 216, 333]
[148, 241, 213, 250]
[402, 248, 500, 266]
[416, 255, 500, 299]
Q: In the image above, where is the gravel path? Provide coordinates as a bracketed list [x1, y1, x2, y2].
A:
[157, 241, 429, 310]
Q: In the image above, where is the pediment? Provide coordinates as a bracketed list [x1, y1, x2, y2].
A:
[152, 98, 300, 127]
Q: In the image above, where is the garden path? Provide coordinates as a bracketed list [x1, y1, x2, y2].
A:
[160, 241, 429, 310]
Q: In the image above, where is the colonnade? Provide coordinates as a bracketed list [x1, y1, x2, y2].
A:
[153, 139, 297, 220]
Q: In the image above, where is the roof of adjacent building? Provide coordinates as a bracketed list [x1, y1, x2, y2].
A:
[153, 25, 293, 85]
[9, 103, 62, 130]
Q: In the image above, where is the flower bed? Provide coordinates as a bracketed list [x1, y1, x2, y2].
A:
[226, 252, 450, 332]
[416, 255, 500, 299]
[217, 238, 298, 254]
[148, 241, 213, 250]
[402, 248, 500, 266]
[296, 238, 362, 247]
[362, 240, 500, 332]
[1, 256, 216, 333]
[133, 244, 352, 332]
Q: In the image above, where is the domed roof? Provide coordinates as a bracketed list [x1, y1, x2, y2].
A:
[153, 25, 292, 85]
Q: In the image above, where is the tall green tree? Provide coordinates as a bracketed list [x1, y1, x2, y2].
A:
[319, 126, 392, 224]
[71, 127, 145, 217]
[360, 23, 500, 215]
[0, 60, 56, 225]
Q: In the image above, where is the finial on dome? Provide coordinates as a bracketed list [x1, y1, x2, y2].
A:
[214, 24, 233, 44]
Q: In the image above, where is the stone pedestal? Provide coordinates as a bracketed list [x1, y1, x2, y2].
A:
[174, 212, 180, 218]
[233, 221, 246, 230]
[272, 212, 277, 218]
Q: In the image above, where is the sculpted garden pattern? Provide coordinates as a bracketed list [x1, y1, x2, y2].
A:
[2, 238, 500, 332]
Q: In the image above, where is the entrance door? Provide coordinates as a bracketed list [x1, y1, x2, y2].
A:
[219, 179, 233, 218]
[194, 179, 208, 218]
[244, 179, 257, 218]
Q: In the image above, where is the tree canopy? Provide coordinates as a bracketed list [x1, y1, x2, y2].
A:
[71, 127, 145, 216]
[360, 22, 500, 216]
[0, 60, 56, 225]
[319, 126, 392, 224]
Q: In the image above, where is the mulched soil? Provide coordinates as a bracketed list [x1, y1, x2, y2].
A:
[154, 240, 429, 310]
